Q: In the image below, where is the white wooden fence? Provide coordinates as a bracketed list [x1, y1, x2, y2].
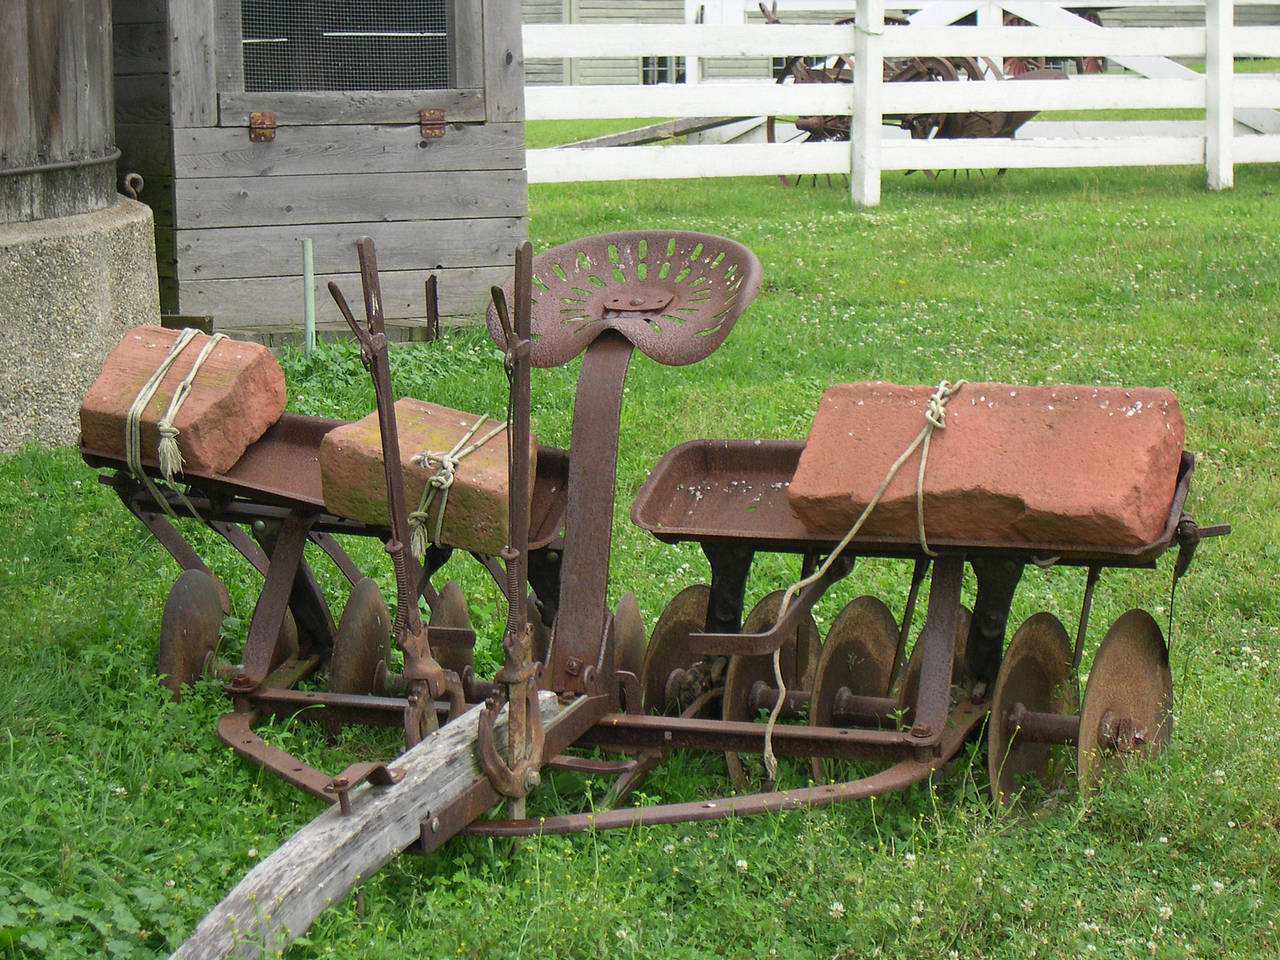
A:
[522, 0, 1280, 204]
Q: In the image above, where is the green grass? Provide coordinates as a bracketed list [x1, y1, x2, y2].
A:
[3, 161, 1279, 958]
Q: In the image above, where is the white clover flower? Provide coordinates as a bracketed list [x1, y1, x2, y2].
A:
[828, 901, 846, 920]
[736, 858, 748, 873]
[1159, 905, 1173, 921]
[662, 844, 675, 855]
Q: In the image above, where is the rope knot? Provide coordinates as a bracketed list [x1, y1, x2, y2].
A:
[408, 416, 507, 555]
[156, 420, 184, 481]
[924, 379, 961, 429]
[416, 451, 460, 491]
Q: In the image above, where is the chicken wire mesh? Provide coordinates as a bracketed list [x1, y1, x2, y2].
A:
[241, 0, 450, 92]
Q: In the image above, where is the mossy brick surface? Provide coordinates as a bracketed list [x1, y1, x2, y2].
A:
[78, 325, 285, 475]
[789, 381, 1185, 549]
[319, 398, 536, 555]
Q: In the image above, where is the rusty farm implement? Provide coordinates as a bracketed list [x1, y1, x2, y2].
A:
[79, 231, 1227, 957]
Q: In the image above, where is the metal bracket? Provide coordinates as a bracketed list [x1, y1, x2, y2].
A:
[476, 679, 546, 798]
[324, 762, 404, 815]
[249, 111, 277, 142]
[419, 108, 446, 139]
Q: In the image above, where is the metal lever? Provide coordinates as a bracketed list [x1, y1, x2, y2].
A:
[328, 242, 446, 722]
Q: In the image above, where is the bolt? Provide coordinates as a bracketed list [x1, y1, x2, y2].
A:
[430, 817, 440, 833]
[910, 724, 933, 739]
[630, 297, 645, 306]
[565, 657, 582, 677]
[522, 768, 541, 792]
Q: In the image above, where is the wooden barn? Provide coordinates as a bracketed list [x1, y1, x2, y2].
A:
[113, 0, 528, 338]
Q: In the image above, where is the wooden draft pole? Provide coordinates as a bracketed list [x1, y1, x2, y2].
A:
[170, 694, 573, 960]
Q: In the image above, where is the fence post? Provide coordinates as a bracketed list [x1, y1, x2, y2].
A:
[1205, 0, 1234, 190]
[851, 0, 885, 206]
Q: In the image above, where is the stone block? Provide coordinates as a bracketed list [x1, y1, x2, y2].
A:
[789, 381, 1185, 549]
[319, 398, 535, 555]
[79, 325, 286, 475]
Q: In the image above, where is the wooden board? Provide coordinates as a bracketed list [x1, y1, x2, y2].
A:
[170, 693, 569, 960]
[114, 74, 170, 125]
[217, 89, 486, 126]
[112, 0, 165, 26]
[175, 170, 527, 229]
[178, 265, 511, 327]
[169, 0, 218, 128]
[173, 122, 525, 178]
[116, 123, 174, 177]
[113, 20, 167, 75]
[483, 0, 526, 123]
[174, 218, 523, 281]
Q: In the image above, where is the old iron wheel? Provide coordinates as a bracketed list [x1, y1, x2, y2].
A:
[1077, 609, 1172, 796]
[896, 605, 973, 716]
[807, 595, 898, 782]
[765, 54, 853, 187]
[614, 591, 647, 681]
[328, 577, 391, 695]
[723, 590, 821, 791]
[640, 584, 710, 714]
[988, 612, 1078, 808]
[157, 569, 224, 700]
[427, 579, 474, 675]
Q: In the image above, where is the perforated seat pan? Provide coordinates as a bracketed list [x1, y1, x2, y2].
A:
[486, 231, 763, 368]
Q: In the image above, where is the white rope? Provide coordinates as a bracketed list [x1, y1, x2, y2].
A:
[409, 415, 508, 555]
[124, 329, 203, 518]
[761, 379, 966, 781]
[156, 333, 227, 480]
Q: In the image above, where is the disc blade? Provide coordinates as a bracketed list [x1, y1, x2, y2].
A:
[329, 578, 391, 695]
[987, 611, 1077, 808]
[1077, 609, 1172, 795]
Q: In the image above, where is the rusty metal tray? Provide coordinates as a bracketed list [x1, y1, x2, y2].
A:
[631, 439, 1193, 566]
[83, 414, 570, 551]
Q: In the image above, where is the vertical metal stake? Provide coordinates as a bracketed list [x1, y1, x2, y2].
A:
[302, 238, 316, 354]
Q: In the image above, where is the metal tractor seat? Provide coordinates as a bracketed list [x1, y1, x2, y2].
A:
[485, 231, 763, 694]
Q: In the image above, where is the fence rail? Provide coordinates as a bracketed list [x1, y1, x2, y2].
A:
[523, 0, 1280, 204]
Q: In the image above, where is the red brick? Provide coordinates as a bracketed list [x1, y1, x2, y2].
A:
[79, 326, 285, 476]
[319, 398, 536, 555]
[788, 381, 1185, 549]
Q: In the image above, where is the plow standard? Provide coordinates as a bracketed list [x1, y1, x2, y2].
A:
[80, 231, 1227, 957]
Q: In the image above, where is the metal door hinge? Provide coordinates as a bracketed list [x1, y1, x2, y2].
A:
[249, 111, 277, 142]
[419, 109, 446, 140]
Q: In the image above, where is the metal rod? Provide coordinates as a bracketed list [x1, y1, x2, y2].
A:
[1073, 564, 1102, 674]
[891, 557, 931, 689]
[3, 147, 120, 177]
[1005, 702, 1081, 744]
[302, 238, 315, 354]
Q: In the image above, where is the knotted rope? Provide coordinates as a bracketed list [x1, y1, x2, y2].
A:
[409, 415, 508, 556]
[124, 329, 225, 519]
[761, 379, 966, 780]
[156, 333, 227, 480]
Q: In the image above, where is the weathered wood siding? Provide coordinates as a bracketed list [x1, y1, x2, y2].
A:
[2, 0, 117, 224]
[112, 0, 528, 334]
[114, 0, 177, 312]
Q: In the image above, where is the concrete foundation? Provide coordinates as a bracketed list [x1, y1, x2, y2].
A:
[0, 197, 159, 451]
